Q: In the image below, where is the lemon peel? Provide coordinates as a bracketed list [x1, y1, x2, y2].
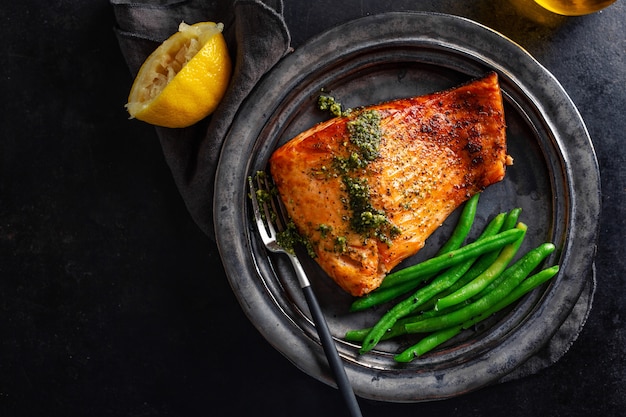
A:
[126, 21, 232, 128]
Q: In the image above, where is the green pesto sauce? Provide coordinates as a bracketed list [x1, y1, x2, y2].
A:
[343, 175, 400, 244]
[341, 111, 397, 241]
[342, 175, 379, 231]
[317, 95, 352, 117]
[334, 236, 347, 253]
[277, 220, 316, 258]
[347, 110, 382, 162]
[315, 102, 401, 246]
[316, 223, 333, 239]
[251, 171, 315, 257]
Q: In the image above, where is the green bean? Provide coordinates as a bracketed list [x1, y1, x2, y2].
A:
[403, 300, 467, 324]
[413, 250, 498, 314]
[358, 254, 477, 353]
[394, 265, 559, 362]
[356, 247, 493, 349]
[434, 222, 527, 311]
[345, 301, 467, 343]
[344, 327, 372, 342]
[349, 280, 422, 313]
[378, 228, 524, 290]
[418, 207, 522, 312]
[469, 222, 538, 301]
[347, 210, 520, 343]
[435, 193, 480, 256]
[394, 326, 462, 362]
[345, 322, 403, 342]
[349, 194, 481, 312]
[471, 264, 517, 302]
[413, 248, 499, 314]
[350, 208, 502, 312]
[356, 213, 512, 352]
[392, 217, 533, 330]
[435, 206, 521, 296]
[404, 242, 556, 334]
[346, 300, 470, 342]
[346, 212, 506, 340]
[461, 264, 560, 330]
[501, 207, 522, 232]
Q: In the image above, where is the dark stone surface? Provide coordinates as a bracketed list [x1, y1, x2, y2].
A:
[1, 1, 624, 416]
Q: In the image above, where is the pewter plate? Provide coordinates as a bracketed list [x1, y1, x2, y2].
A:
[214, 12, 600, 402]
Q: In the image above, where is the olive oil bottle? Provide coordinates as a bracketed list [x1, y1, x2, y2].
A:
[534, 0, 616, 15]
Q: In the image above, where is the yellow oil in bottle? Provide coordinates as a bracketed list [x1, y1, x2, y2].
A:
[534, 0, 616, 15]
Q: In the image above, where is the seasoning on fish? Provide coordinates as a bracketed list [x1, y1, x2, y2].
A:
[269, 72, 512, 297]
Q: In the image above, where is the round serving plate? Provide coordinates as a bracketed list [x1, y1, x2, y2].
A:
[214, 12, 600, 402]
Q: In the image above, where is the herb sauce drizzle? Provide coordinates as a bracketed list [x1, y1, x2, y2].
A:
[318, 97, 400, 247]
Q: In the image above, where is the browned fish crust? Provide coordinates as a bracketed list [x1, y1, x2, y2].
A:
[269, 72, 510, 296]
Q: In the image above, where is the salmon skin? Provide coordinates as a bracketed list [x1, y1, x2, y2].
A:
[269, 72, 510, 297]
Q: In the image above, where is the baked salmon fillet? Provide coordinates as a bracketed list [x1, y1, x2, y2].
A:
[269, 72, 510, 297]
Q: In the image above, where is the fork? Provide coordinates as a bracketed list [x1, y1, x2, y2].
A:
[249, 174, 363, 417]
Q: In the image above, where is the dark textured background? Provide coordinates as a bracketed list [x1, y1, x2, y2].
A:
[1, 1, 624, 416]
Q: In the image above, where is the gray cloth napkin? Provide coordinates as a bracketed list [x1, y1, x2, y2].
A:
[111, 0, 291, 239]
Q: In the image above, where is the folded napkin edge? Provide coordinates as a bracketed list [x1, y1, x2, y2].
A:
[235, 0, 291, 48]
[110, 0, 188, 8]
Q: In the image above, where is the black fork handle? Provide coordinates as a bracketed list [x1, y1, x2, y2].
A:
[302, 285, 363, 417]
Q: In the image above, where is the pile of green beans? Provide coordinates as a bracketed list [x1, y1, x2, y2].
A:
[344, 194, 560, 362]
[350, 193, 482, 312]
